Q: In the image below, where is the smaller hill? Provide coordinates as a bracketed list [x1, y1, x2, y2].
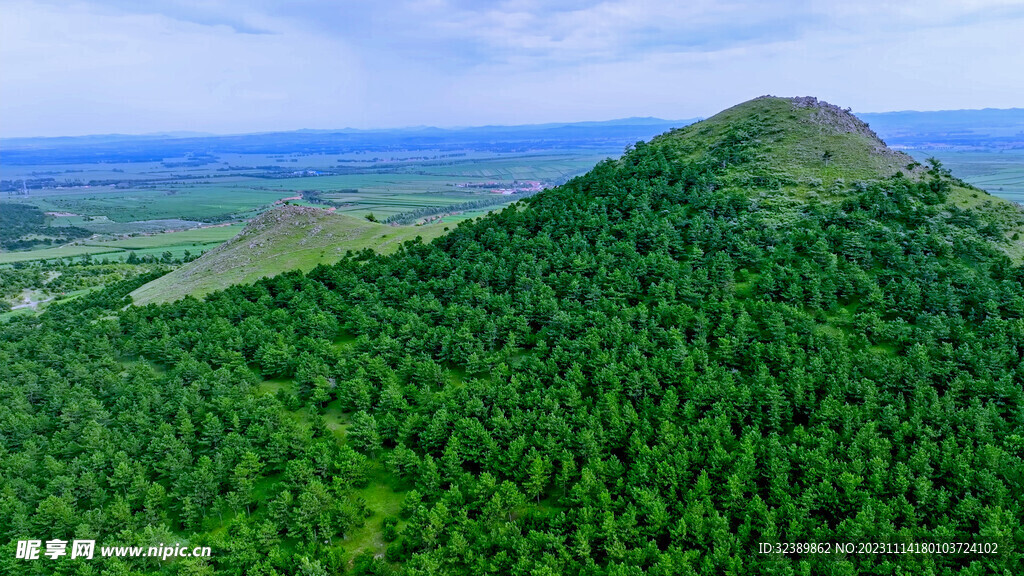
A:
[130, 206, 448, 305]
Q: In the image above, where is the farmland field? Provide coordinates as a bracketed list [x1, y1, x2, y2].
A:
[0, 224, 242, 264]
[2, 150, 607, 252]
[912, 149, 1024, 204]
[49, 215, 208, 234]
[9, 185, 287, 223]
[79, 224, 243, 249]
[0, 243, 123, 264]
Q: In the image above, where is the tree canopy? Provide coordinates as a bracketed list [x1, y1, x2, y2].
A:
[2, 106, 1024, 575]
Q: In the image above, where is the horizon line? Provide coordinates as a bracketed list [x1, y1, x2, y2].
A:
[2, 106, 1023, 141]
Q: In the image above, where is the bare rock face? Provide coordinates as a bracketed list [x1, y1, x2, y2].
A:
[765, 95, 918, 171]
[247, 204, 324, 233]
[786, 96, 880, 140]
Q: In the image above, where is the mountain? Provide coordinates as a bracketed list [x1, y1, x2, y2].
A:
[0, 118, 696, 165]
[6, 105, 1023, 166]
[859, 107, 1024, 149]
[130, 205, 449, 305]
[656, 95, 924, 183]
[134, 96, 1024, 305]
[644, 95, 1024, 257]
[3, 96, 1024, 575]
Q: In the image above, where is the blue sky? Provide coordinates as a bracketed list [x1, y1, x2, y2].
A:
[2, 0, 1023, 137]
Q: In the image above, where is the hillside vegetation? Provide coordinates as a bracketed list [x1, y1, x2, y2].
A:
[656, 96, 922, 183]
[2, 97, 1024, 575]
[130, 206, 448, 305]
[653, 96, 1024, 259]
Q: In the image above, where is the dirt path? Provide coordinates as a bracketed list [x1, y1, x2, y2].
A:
[11, 295, 54, 310]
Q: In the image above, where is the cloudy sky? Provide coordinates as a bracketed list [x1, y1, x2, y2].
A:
[2, 0, 1023, 137]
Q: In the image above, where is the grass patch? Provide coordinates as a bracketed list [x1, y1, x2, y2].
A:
[338, 463, 406, 563]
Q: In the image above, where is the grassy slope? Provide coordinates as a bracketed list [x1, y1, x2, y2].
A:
[652, 96, 926, 186]
[130, 206, 449, 305]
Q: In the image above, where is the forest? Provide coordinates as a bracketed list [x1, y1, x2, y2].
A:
[1, 99, 1023, 575]
[0, 204, 91, 251]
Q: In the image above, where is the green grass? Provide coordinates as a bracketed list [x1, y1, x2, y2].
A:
[9, 185, 286, 223]
[257, 379, 291, 397]
[322, 399, 350, 442]
[81, 224, 243, 248]
[0, 224, 243, 265]
[0, 244, 124, 264]
[0, 306, 37, 322]
[130, 206, 451, 305]
[653, 96, 925, 192]
[340, 464, 406, 563]
[259, 376, 407, 565]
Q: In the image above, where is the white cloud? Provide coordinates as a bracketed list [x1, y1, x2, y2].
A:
[1, 0, 1022, 136]
[1, 1, 367, 135]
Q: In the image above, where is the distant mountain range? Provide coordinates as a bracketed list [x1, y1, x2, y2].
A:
[2, 108, 1022, 165]
[0, 118, 697, 166]
[859, 108, 1024, 149]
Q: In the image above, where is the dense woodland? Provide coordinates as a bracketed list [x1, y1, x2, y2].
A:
[0, 204, 91, 251]
[0, 261, 172, 312]
[2, 114, 1023, 575]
